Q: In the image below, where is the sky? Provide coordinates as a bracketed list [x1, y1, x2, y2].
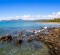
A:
[0, 0, 60, 20]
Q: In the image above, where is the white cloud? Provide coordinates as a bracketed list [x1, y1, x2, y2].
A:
[0, 12, 60, 20]
[0, 17, 13, 20]
[16, 16, 20, 18]
[47, 12, 60, 18]
[55, 12, 60, 15]
[21, 15, 31, 20]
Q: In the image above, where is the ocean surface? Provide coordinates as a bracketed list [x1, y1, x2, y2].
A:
[0, 21, 60, 55]
[0, 21, 60, 36]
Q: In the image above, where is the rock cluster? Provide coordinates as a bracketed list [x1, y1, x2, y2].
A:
[0, 27, 60, 55]
[40, 28, 60, 55]
[0, 35, 12, 42]
[27, 37, 33, 42]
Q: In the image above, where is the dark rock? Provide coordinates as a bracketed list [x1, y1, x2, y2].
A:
[19, 32, 23, 36]
[27, 37, 33, 42]
[14, 39, 23, 45]
[14, 36, 23, 45]
[0, 35, 12, 42]
[40, 27, 60, 55]
[34, 34, 40, 41]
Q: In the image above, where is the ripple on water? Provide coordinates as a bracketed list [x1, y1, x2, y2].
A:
[0, 41, 49, 55]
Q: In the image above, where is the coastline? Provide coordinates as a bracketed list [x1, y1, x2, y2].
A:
[42, 22, 60, 24]
[35, 22, 60, 24]
[0, 26, 60, 55]
[40, 27, 60, 55]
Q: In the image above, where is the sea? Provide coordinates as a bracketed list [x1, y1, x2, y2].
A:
[0, 21, 60, 55]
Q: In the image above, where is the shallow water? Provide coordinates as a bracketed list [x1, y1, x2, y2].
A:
[0, 41, 49, 55]
[0, 21, 60, 55]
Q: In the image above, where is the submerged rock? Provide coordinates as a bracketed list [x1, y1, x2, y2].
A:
[14, 39, 23, 45]
[13, 35, 23, 45]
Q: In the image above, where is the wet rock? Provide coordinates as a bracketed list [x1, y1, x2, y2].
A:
[12, 36, 23, 45]
[14, 33, 23, 44]
[34, 34, 40, 41]
[27, 37, 33, 42]
[25, 30, 35, 36]
[14, 39, 23, 45]
[31, 30, 35, 33]
[34, 37, 40, 41]
[26, 32, 35, 36]
[0, 35, 12, 42]
[40, 27, 60, 55]
[19, 32, 23, 36]
[18, 31, 24, 40]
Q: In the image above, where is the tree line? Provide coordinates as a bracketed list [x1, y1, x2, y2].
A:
[35, 18, 60, 22]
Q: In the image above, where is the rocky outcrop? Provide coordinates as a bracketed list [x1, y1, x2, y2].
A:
[0, 35, 12, 42]
[0, 33, 23, 45]
[0, 27, 60, 55]
[40, 28, 60, 55]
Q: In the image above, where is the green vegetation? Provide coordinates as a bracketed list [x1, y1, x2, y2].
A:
[35, 18, 60, 22]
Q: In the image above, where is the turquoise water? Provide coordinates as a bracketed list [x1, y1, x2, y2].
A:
[0, 21, 60, 36]
[0, 21, 60, 55]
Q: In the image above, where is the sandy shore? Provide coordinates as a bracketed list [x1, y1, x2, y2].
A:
[36, 22, 60, 24]
[43, 22, 60, 24]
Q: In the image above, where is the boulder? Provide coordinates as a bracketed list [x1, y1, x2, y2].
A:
[0, 35, 12, 42]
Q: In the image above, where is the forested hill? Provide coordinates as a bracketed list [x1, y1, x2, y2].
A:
[35, 18, 60, 22]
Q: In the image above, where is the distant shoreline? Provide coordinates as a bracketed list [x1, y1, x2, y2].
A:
[42, 22, 60, 24]
[36, 22, 60, 24]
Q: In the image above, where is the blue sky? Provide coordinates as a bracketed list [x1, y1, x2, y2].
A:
[0, 0, 60, 20]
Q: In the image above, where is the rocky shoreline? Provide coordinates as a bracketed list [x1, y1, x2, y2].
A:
[40, 27, 60, 55]
[0, 27, 60, 55]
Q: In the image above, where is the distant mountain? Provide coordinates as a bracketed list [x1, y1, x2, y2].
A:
[1, 19, 22, 22]
[0, 19, 33, 22]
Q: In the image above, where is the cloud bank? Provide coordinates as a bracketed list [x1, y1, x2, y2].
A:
[0, 12, 60, 20]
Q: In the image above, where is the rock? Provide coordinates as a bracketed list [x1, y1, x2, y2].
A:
[34, 30, 41, 34]
[18, 31, 24, 40]
[0, 35, 12, 42]
[14, 36, 23, 45]
[26, 32, 35, 36]
[27, 37, 33, 42]
[14, 39, 23, 45]
[34, 37, 40, 41]
[34, 34, 40, 41]
[40, 27, 60, 55]
[31, 30, 35, 33]
[19, 32, 23, 36]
